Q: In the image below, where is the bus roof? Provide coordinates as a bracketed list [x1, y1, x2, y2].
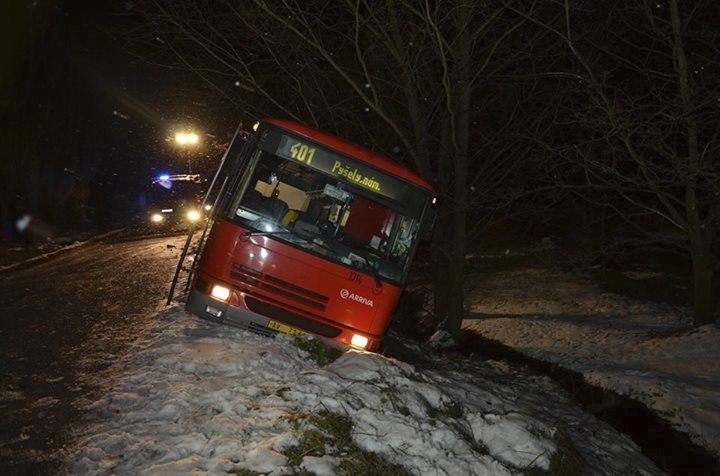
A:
[263, 119, 434, 193]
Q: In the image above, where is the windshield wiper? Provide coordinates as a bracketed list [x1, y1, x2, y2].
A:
[242, 230, 293, 237]
[352, 249, 383, 288]
[325, 237, 383, 288]
[241, 217, 293, 237]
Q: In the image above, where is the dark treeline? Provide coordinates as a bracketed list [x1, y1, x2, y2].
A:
[1, 2, 93, 236]
[3, 1, 718, 329]
[1, 1, 144, 237]
[126, 0, 718, 329]
[0, 1, 223, 241]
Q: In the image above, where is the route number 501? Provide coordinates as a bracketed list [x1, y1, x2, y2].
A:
[290, 142, 316, 165]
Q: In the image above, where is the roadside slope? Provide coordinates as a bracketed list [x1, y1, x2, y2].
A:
[462, 266, 720, 461]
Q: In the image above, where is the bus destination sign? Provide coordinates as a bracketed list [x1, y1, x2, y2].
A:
[275, 134, 395, 198]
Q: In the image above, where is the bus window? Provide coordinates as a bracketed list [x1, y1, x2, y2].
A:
[388, 215, 418, 263]
[228, 149, 420, 283]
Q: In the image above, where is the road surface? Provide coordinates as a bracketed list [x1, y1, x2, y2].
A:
[0, 233, 187, 475]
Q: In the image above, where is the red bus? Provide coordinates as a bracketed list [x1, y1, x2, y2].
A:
[185, 119, 435, 352]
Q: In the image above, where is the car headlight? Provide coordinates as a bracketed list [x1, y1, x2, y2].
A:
[186, 210, 201, 222]
[151, 213, 164, 223]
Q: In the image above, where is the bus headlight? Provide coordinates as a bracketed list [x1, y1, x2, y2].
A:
[151, 213, 164, 223]
[351, 334, 368, 349]
[210, 284, 230, 302]
[187, 210, 201, 222]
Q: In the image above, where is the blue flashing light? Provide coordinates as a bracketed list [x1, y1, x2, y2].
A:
[158, 174, 170, 181]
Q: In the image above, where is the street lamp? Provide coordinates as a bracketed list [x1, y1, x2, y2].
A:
[175, 132, 199, 145]
[175, 131, 200, 172]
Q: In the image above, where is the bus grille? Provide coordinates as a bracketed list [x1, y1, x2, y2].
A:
[230, 263, 329, 311]
[245, 297, 341, 338]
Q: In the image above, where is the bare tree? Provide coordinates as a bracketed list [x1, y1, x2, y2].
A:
[130, 0, 544, 338]
[509, 0, 720, 325]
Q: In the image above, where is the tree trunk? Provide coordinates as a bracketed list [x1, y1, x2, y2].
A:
[442, 3, 472, 339]
[690, 232, 715, 326]
[431, 120, 454, 330]
[669, 0, 715, 326]
[431, 203, 452, 327]
[432, 174, 468, 340]
[445, 209, 467, 337]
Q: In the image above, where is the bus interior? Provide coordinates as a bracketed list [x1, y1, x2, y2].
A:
[229, 151, 420, 284]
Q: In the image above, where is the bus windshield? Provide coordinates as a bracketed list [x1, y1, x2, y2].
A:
[227, 133, 428, 284]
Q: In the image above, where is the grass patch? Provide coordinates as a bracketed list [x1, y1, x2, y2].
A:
[283, 412, 409, 475]
[423, 400, 438, 419]
[284, 425, 331, 466]
[449, 420, 488, 455]
[440, 399, 463, 419]
[380, 386, 410, 416]
[546, 428, 582, 476]
[524, 427, 582, 476]
[293, 337, 343, 366]
[337, 454, 408, 476]
[422, 397, 463, 420]
[231, 470, 264, 476]
[401, 369, 428, 383]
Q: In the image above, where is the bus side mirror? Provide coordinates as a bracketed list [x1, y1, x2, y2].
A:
[419, 205, 436, 241]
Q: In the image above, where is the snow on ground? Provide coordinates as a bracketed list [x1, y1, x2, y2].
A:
[0, 240, 86, 272]
[463, 266, 720, 459]
[0, 229, 123, 272]
[68, 306, 661, 475]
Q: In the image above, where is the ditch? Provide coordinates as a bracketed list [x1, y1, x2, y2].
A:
[458, 331, 720, 476]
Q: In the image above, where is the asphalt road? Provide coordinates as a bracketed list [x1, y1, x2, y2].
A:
[0, 233, 188, 475]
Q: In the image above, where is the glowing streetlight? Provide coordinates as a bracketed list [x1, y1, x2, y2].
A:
[174, 130, 200, 172]
[175, 132, 199, 145]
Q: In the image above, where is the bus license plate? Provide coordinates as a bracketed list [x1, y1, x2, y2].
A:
[267, 320, 306, 336]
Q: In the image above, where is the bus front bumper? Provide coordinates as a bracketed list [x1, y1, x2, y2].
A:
[185, 288, 381, 352]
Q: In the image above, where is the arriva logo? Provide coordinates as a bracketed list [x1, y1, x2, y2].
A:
[340, 288, 374, 307]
